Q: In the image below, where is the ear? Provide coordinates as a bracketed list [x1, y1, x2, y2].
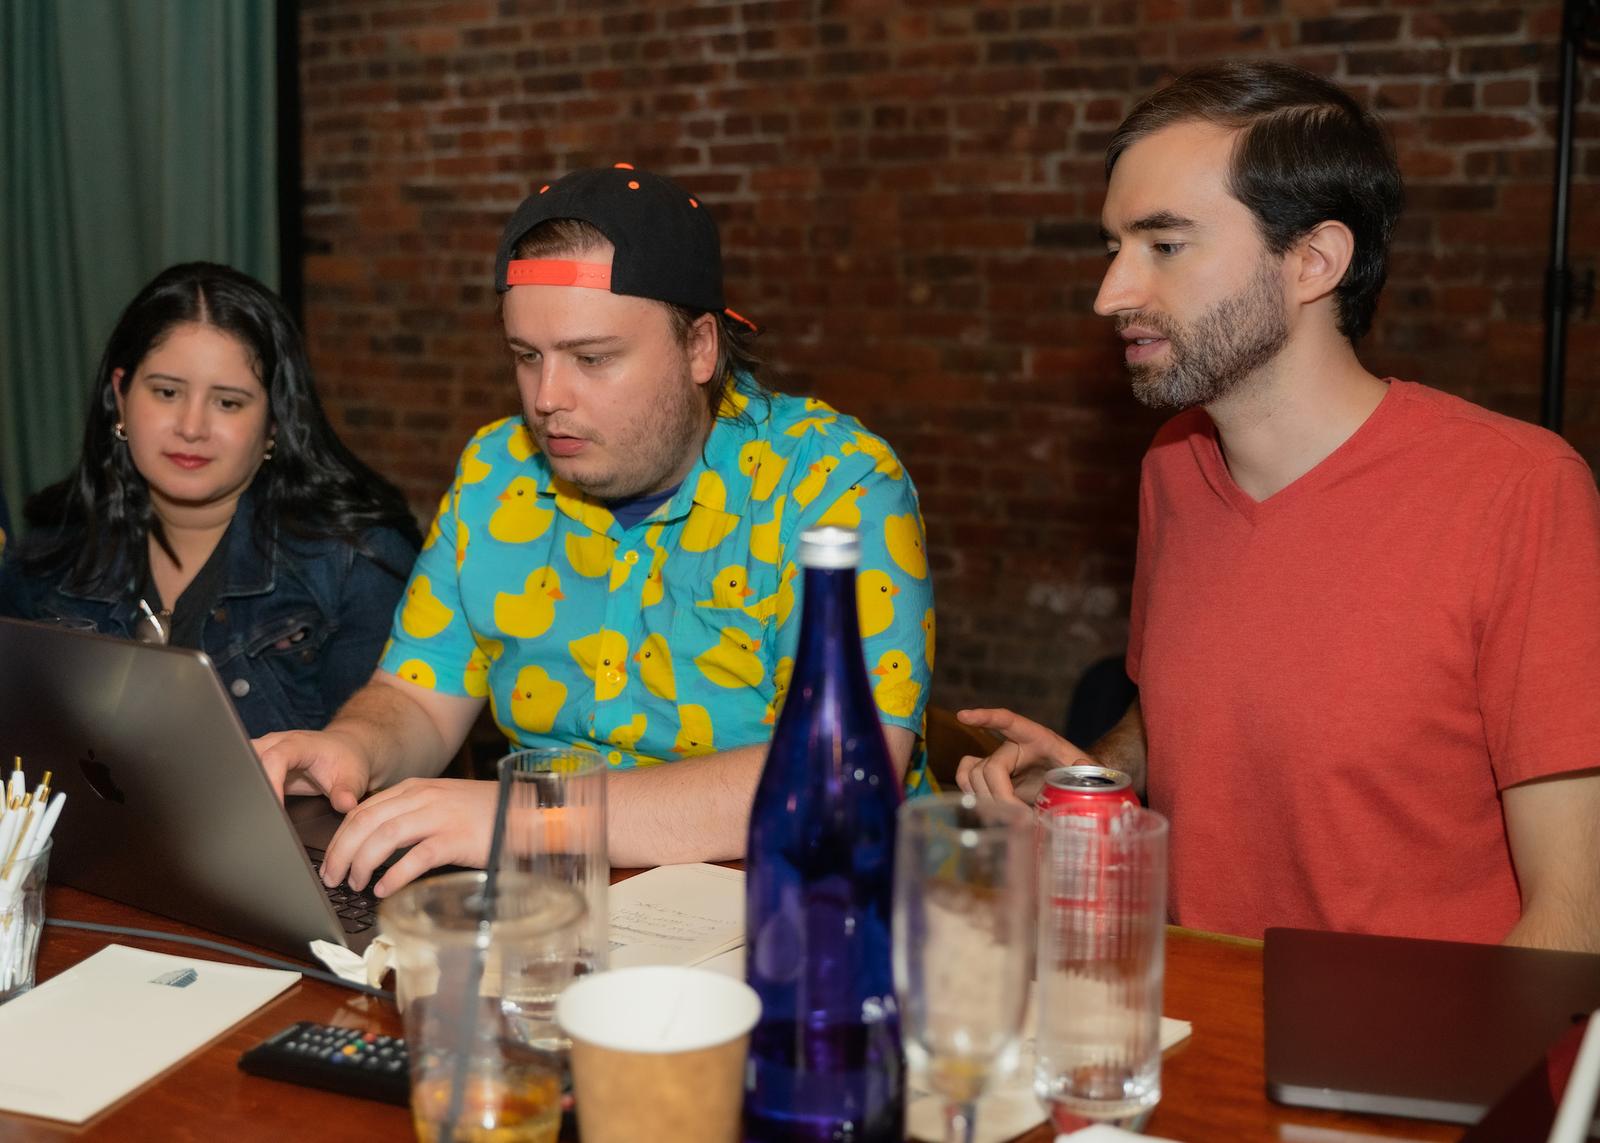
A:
[1290, 220, 1355, 307]
[111, 368, 128, 420]
[685, 312, 719, 388]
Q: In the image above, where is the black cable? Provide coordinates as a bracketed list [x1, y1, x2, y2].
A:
[45, 917, 394, 999]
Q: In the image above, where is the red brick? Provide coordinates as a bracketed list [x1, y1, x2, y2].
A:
[296, 0, 1600, 727]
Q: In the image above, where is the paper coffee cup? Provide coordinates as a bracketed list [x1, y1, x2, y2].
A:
[556, 965, 761, 1143]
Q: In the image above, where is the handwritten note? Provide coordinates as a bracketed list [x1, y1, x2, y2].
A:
[607, 863, 746, 969]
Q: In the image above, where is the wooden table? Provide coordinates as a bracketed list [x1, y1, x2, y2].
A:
[0, 887, 1461, 1142]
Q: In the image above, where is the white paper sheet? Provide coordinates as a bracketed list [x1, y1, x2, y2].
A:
[907, 1008, 1193, 1143]
[606, 862, 745, 969]
[0, 944, 299, 1123]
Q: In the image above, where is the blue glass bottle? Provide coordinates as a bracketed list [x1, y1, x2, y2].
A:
[744, 526, 905, 1142]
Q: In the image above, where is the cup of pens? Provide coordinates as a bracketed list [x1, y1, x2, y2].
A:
[0, 762, 66, 1003]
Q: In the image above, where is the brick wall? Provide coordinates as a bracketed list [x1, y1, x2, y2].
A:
[299, 0, 1599, 732]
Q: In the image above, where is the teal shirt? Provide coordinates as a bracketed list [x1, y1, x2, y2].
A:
[381, 380, 935, 790]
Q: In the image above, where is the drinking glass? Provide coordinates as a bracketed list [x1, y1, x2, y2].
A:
[379, 869, 585, 1143]
[1034, 807, 1169, 1132]
[893, 793, 1035, 1143]
[496, 748, 608, 981]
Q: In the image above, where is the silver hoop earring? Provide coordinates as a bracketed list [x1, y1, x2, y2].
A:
[113, 422, 128, 442]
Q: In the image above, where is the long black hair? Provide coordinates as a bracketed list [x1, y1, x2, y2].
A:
[21, 261, 420, 588]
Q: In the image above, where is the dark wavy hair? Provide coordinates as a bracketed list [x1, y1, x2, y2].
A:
[21, 261, 420, 588]
[1107, 60, 1404, 343]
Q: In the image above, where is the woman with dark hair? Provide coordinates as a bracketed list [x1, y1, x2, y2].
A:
[0, 261, 421, 737]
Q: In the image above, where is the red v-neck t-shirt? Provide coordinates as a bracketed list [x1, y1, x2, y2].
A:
[1128, 380, 1600, 942]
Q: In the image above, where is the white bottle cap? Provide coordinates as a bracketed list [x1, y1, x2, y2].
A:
[798, 526, 860, 569]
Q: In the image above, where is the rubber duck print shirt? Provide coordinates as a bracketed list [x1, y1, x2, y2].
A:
[381, 377, 935, 792]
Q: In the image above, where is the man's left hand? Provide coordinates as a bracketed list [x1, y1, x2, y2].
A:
[319, 778, 497, 897]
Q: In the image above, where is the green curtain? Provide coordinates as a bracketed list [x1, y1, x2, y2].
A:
[0, 0, 277, 519]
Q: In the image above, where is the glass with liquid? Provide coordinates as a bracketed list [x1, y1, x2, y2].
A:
[381, 871, 584, 1143]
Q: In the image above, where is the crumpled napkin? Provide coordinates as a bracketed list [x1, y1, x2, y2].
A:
[906, 1012, 1192, 1143]
[311, 935, 395, 990]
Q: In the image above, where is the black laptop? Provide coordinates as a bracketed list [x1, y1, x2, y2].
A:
[1265, 926, 1600, 1125]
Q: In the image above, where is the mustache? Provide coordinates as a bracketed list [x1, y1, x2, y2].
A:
[1115, 311, 1180, 338]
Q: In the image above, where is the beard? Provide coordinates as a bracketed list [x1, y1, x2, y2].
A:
[532, 357, 709, 501]
[1123, 259, 1291, 411]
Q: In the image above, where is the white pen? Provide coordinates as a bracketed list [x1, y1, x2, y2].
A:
[6, 758, 21, 803]
[31, 792, 65, 858]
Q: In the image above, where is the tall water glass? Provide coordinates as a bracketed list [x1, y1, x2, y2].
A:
[497, 749, 608, 1008]
[1034, 807, 1168, 1133]
[894, 794, 1035, 1143]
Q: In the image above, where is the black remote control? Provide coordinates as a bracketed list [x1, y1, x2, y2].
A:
[238, 1021, 410, 1106]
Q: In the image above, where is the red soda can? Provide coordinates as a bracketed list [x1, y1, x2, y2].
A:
[1034, 764, 1140, 823]
[1036, 766, 1141, 956]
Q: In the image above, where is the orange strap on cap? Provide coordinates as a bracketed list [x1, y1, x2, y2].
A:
[505, 259, 613, 290]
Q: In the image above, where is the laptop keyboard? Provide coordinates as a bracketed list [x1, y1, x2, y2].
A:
[304, 847, 379, 935]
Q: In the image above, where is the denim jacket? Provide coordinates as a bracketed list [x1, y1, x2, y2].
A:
[0, 493, 417, 738]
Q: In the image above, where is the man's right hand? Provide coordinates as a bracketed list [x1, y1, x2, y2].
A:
[252, 729, 374, 813]
[954, 707, 1097, 806]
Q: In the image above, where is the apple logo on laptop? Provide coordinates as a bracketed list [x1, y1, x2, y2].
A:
[78, 749, 125, 804]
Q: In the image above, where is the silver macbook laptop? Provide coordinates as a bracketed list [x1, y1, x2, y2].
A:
[0, 616, 380, 959]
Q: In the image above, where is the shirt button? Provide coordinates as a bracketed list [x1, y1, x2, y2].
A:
[230, 678, 250, 697]
[623, 550, 639, 565]
[212, 607, 228, 623]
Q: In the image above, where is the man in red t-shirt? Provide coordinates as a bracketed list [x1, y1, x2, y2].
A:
[958, 60, 1600, 952]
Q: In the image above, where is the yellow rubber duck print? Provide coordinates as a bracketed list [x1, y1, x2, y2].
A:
[607, 713, 647, 752]
[553, 483, 616, 534]
[494, 567, 565, 638]
[816, 484, 867, 529]
[421, 491, 449, 550]
[745, 562, 798, 627]
[840, 431, 904, 479]
[885, 513, 928, 579]
[803, 398, 837, 414]
[641, 542, 669, 607]
[698, 565, 756, 609]
[633, 632, 677, 701]
[750, 495, 786, 564]
[871, 649, 921, 718]
[396, 659, 437, 689]
[510, 665, 567, 733]
[507, 422, 538, 461]
[463, 646, 492, 697]
[570, 629, 630, 700]
[455, 520, 469, 572]
[785, 414, 836, 438]
[461, 443, 492, 484]
[673, 704, 717, 756]
[401, 576, 454, 639]
[489, 476, 554, 543]
[565, 530, 617, 578]
[681, 471, 738, 553]
[762, 656, 794, 725]
[695, 626, 765, 689]
[922, 608, 935, 671]
[856, 570, 900, 638]
[793, 456, 839, 508]
[737, 440, 788, 502]
[717, 387, 749, 419]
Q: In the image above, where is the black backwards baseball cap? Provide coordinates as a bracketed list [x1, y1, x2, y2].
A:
[493, 163, 756, 330]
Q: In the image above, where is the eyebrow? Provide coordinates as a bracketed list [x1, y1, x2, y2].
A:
[506, 335, 626, 352]
[1100, 211, 1200, 244]
[142, 373, 257, 398]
